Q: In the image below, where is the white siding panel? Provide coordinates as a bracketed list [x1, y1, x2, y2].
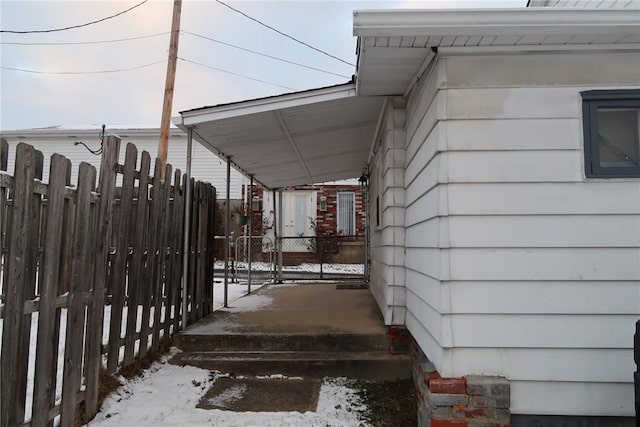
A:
[406, 60, 444, 144]
[449, 248, 640, 281]
[443, 52, 640, 88]
[448, 150, 583, 183]
[405, 184, 442, 221]
[406, 269, 446, 312]
[446, 87, 581, 120]
[406, 217, 443, 248]
[406, 310, 446, 370]
[448, 215, 640, 248]
[405, 127, 445, 187]
[510, 381, 634, 416]
[406, 290, 447, 345]
[450, 314, 637, 348]
[451, 347, 634, 383]
[446, 118, 581, 151]
[449, 280, 640, 314]
[448, 182, 640, 215]
[406, 94, 446, 162]
[406, 247, 449, 281]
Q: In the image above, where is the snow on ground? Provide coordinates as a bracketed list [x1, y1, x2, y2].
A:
[214, 260, 364, 275]
[87, 349, 370, 427]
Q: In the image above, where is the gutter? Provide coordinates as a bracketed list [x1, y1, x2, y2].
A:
[353, 8, 639, 38]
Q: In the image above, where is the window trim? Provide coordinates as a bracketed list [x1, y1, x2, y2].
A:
[581, 89, 640, 178]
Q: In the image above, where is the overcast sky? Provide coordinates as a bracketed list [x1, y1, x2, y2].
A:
[0, 0, 527, 131]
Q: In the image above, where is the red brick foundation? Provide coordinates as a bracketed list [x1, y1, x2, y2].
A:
[411, 337, 511, 427]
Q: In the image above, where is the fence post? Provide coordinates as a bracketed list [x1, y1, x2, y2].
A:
[85, 135, 120, 418]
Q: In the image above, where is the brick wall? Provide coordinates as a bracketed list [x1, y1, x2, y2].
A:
[411, 335, 511, 427]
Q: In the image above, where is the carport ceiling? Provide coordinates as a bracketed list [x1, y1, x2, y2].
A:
[176, 84, 384, 190]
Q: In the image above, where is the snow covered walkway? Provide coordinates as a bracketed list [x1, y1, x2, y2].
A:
[86, 349, 370, 427]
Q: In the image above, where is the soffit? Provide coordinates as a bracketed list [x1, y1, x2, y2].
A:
[353, 8, 640, 95]
[176, 84, 384, 190]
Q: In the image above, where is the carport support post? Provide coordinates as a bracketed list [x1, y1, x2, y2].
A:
[224, 156, 231, 308]
[247, 175, 254, 294]
[181, 127, 193, 330]
[277, 190, 283, 283]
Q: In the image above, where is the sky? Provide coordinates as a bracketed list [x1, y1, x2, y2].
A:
[0, 0, 527, 131]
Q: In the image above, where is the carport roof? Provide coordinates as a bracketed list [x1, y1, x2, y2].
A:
[175, 83, 384, 190]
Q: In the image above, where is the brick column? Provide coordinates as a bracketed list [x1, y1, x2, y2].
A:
[411, 338, 511, 426]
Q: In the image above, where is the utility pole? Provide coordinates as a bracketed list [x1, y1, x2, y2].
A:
[158, 0, 182, 180]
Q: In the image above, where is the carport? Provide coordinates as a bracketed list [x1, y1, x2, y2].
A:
[173, 82, 385, 317]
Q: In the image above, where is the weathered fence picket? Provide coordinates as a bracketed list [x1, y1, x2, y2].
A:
[0, 135, 217, 426]
[61, 162, 97, 426]
[1, 144, 38, 426]
[31, 154, 70, 426]
[84, 135, 119, 417]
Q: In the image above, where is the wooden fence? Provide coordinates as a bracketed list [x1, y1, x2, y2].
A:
[0, 135, 216, 426]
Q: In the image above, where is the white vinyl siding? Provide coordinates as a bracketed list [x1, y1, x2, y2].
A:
[368, 98, 407, 325]
[336, 192, 355, 235]
[399, 51, 640, 416]
[1, 128, 245, 199]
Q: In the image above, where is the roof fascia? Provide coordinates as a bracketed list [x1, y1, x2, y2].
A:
[179, 84, 357, 126]
[353, 8, 639, 38]
[436, 42, 640, 55]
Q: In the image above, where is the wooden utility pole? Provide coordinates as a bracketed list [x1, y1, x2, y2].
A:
[158, 0, 182, 180]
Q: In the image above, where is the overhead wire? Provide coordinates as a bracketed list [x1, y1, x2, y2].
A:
[0, 31, 170, 46]
[177, 57, 295, 91]
[0, 60, 167, 75]
[183, 31, 350, 78]
[1, 0, 149, 34]
[214, 0, 355, 67]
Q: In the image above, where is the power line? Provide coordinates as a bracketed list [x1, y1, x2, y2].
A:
[214, 0, 355, 67]
[184, 31, 351, 79]
[1, 0, 149, 34]
[0, 60, 166, 75]
[178, 57, 295, 91]
[0, 31, 170, 46]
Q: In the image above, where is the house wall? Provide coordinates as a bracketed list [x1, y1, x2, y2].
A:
[369, 97, 407, 326]
[0, 127, 245, 199]
[401, 49, 640, 416]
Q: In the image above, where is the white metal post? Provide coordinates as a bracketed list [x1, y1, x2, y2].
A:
[277, 190, 284, 283]
[248, 175, 253, 294]
[224, 156, 231, 307]
[181, 127, 193, 330]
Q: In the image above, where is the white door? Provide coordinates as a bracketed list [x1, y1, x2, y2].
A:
[263, 191, 316, 252]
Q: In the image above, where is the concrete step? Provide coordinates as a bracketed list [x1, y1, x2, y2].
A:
[169, 350, 411, 382]
[173, 332, 389, 353]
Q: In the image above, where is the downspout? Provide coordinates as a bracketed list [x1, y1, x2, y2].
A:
[181, 127, 193, 330]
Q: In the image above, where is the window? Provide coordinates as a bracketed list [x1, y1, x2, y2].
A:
[582, 90, 640, 177]
[337, 192, 355, 235]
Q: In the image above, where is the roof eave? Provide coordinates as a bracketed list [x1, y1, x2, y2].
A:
[178, 83, 357, 127]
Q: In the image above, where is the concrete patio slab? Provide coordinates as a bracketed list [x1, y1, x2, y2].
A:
[196, 377, 321, 412]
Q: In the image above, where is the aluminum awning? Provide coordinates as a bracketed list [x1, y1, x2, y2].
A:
[175, 83, 385, 189]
